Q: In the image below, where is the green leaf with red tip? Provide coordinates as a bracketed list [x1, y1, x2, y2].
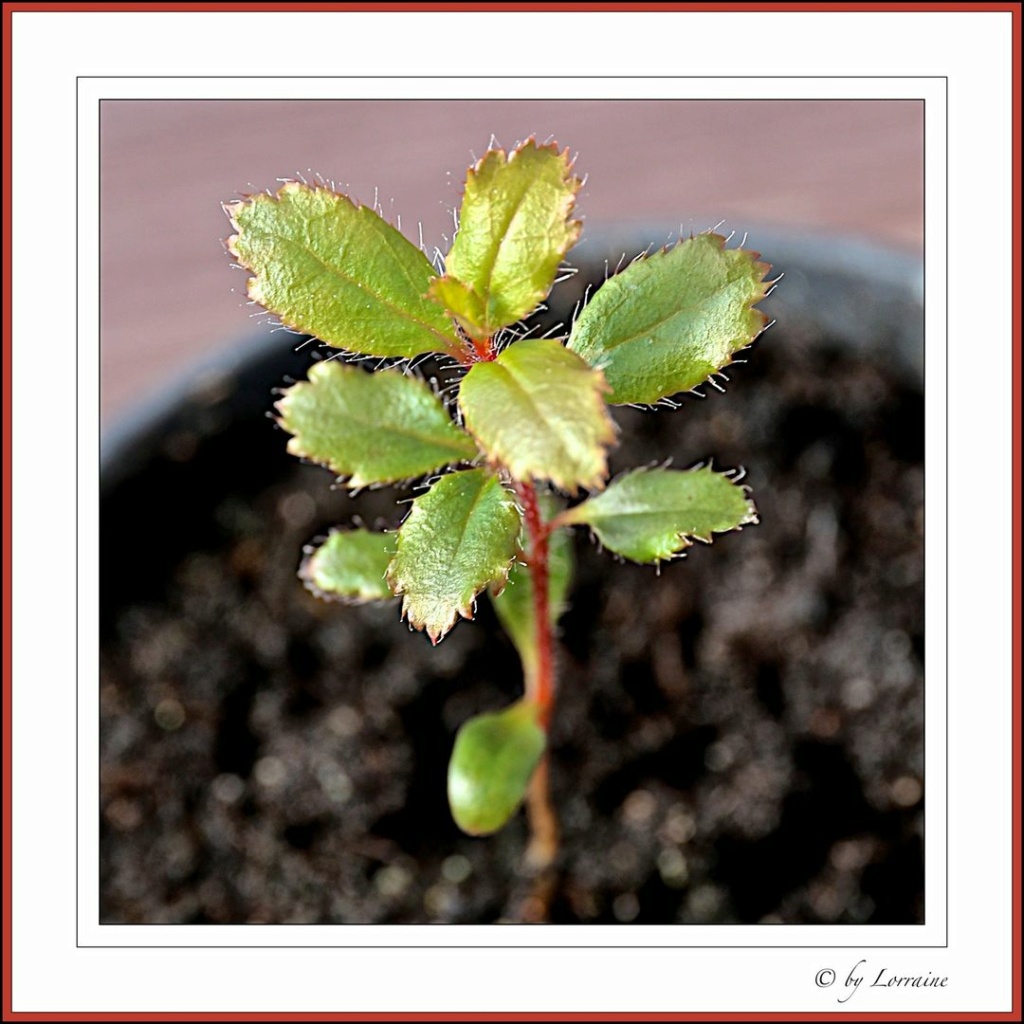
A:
[225, 182, 463, 359]
[428, 140, 581, 340]
[300, 529, 397, 602]
[490, 496, 573, 679]
[388, 469, 521, 643]
[448, 700, 546, 836]
[458, 338, 616, 494]
[275, 361, 477, 488]
[560, 466, 757, 564]
[567, 233, 771, 405]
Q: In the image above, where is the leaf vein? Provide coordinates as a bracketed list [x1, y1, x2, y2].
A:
[250, 229, 458, 351]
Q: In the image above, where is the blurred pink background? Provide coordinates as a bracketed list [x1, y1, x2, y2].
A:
[100, 99, 923, 425]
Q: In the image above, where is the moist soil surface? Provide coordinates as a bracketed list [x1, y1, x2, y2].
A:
[101, 298, 924, 925]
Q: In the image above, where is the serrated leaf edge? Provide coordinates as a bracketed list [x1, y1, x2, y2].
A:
[569, 231, 773, 407]
[459, 347, 617, 495]
[274, 360, 478, 490]
[559, 463, 759, 565]
[224, 181, 464, 360]
[427, 138, 583, 339]
[387, 472, 521, 643]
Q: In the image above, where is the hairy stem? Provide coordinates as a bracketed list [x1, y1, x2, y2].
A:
[471, 335, 497, 362]
[454, 331, 497, 365]
[515, 479, 559, 872]
[516, 480, 554, 723]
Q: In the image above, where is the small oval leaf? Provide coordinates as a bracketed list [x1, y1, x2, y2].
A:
[299, 529, 397, 603]
[448, 701, 546, 836]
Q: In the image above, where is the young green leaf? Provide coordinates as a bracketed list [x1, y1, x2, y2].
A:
[491, 501, 573, 679]
[300, 529, 397, 602]
[225, 182, 463, 360]
[559, 466, 757, 563]
[276, 360, 477, 488]
[428, 139, 581, 340]
[567, 233, 771, 405]
[388, 469, 521, 643]
[458, 338, 616, 494]
[448, 700, 546, 836]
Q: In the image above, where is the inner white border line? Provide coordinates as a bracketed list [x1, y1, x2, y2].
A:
[79, 75, 946, 951]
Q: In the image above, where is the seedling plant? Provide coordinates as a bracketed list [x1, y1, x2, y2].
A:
[225, 138, 769, 874]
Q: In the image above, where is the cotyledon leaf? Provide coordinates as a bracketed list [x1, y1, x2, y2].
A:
[490, 495, 573, 679]
[388, 469, 522, 643]
[559, 466, 758, 564]
[458, 338, 616, 494]
[300, 529, 397, 602]
[275, 360, 477, 488]
[225, 182, 463, 360]
[567, 233, 771, 405]
[447, 700, 546, 836]
[428, 139, 581, 340]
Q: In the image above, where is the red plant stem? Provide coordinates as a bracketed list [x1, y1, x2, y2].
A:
[516, 479, 554, 727]
[515, 478, 559, 874]
[450, 332, 497, 366]
[471, 334, 497, 362]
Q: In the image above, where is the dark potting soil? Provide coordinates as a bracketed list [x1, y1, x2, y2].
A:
[100, 303, 924, 925]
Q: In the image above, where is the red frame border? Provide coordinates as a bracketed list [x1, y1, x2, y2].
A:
[2, 3, 1019, 1021]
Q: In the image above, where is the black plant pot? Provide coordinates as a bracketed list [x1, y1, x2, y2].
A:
[100, 229, 924, 925]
